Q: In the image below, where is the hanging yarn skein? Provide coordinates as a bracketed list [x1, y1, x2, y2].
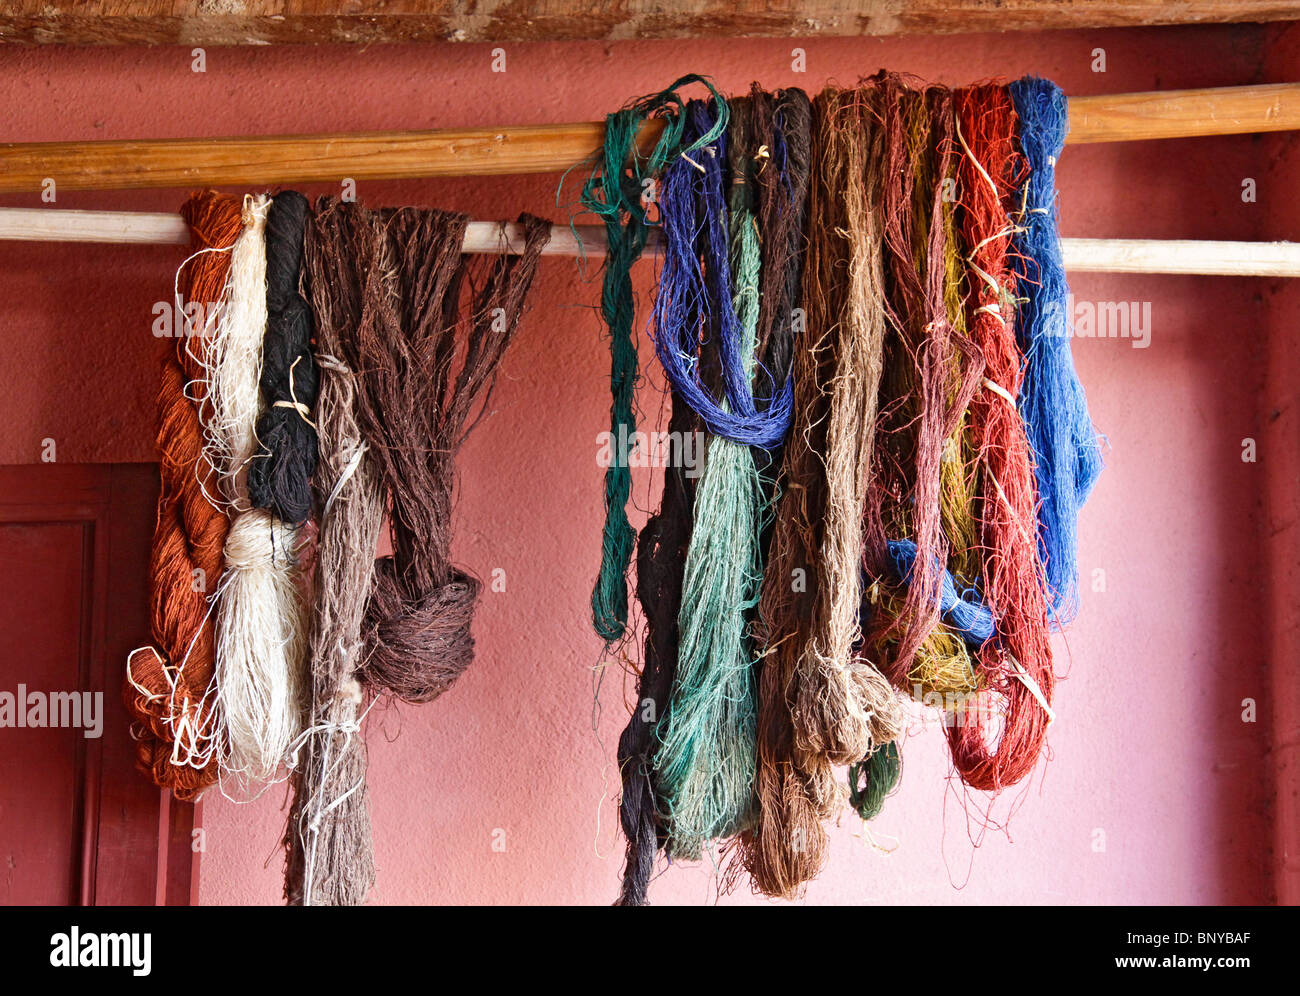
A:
[125, 191, 241, 799]
[284, 197, 386, 907]
[582, 74, 720, 646]
[862, 77, 986, 689]
[743, 83, 904, 899]
[647, 108, 793, 447]
[208, 194, 310, 786]
[1009, 76, 1104, 624]
[653, 97, 765, 859]
[616, 85, 811, 904]
[751, 86, 811, 402]
[248, 190, 319, 526]
[788, 82, 904, 790]
[315, 202, 550, 703]
[949, 83, 1055, 792]
[615, 390, 697, 906]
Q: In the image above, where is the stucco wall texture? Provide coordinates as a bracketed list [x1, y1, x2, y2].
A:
[0, 23, 1292, 904]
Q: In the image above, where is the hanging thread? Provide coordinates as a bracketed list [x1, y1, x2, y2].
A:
[743, 83, 904, 899]
[312, 203, 550, 703]
[283, 196, 385, 906]
[863, 78, 985, 689]
[614, 391, 696, 906]
[948, 82, 1055, 791]
[653, 98, 764, 859]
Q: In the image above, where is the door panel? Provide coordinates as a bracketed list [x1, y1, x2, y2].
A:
[0, 463, 195, 906]
[0, 520, 90, 904]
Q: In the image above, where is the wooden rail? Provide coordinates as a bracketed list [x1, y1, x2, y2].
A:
[0, 84, 1296, 193]
[3, 208, 1298, 277]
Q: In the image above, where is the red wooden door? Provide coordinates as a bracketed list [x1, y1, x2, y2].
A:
[0, 463, 196, 906]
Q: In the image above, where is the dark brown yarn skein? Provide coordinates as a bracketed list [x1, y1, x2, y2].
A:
[753, 86, 811, 394]
[248, 190, 319, 524]
[312, 201, 550, 703]
[615, 390, 696, 906]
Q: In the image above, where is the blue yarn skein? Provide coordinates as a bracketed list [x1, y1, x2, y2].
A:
[874, 539, 996, 649]
[1010, 76, 1104, 624]
[651, 102, 794, 449]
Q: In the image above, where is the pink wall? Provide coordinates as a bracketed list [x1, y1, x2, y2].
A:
[1262, 27, 1300, 906]
[0, 23, 1287, 904]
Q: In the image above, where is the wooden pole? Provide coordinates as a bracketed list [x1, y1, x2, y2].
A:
[3, 207, 1298, 277]
[0, 83, 1296, 194]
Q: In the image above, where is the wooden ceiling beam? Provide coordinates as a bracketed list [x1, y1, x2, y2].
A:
[1, 2, 1297, 46]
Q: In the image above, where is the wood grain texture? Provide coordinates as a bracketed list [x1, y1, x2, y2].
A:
[1068, 82, 1300, 143]
[1, 2, 1298, 45]
[0, 84, 1296, 193]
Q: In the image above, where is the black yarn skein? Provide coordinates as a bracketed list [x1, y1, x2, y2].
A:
[249, 190, 319, 524]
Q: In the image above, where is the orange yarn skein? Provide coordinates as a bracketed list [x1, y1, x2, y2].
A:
[125, 191, 242, 800]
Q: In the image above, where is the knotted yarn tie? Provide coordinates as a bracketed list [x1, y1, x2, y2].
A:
[271, 355, 318, 429]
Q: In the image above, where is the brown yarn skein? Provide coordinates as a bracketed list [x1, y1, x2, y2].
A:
[309, 201, 550, 703]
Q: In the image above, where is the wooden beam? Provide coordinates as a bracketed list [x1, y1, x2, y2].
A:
[1, 2, 1296, 46]
[0, 121, 624, 194]
[1067, 82, 1300, 144]
[4, 208, 1299, 277]
[0, 83, 1296, 194]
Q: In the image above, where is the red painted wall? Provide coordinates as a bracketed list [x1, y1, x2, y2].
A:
[0, 22, 1288, 904]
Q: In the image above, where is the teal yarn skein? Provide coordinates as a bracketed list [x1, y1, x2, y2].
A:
[654, 98, 766, 857]
[847, 741, 901, 821]
[579, 75, 728, 645]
